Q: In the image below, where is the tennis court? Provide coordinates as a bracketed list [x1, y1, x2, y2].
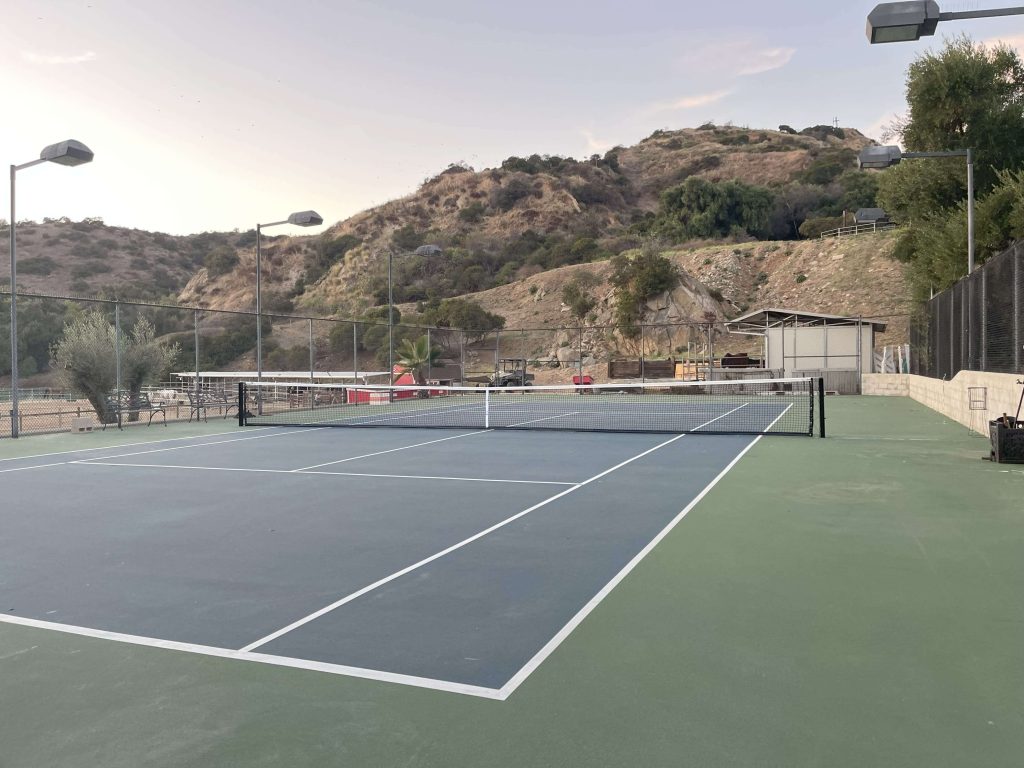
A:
[1, 393, 1021, 767]
[1, 415, 771, 697]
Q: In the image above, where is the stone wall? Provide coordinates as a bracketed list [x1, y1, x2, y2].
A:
[863, 372, 1023, 435]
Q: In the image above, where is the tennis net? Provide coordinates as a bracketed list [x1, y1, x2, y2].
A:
[239, 378, 824, 437]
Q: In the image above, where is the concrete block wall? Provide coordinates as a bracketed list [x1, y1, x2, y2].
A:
[863, 372, 1023, 435]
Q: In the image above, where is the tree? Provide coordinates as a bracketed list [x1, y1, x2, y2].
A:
[879, 36, 1024, 287]
[610, 249, 680, 336]
[396, 335, 442, 391]
[51, 312, 178, 423]
[901, 36, 1024, 191]
[419, 298, 505, 338]
[120, 317, 180, 419]
[561, 272, 600, 321]
[650, 177, 774, 241]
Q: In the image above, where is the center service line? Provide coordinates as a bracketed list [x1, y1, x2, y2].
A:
[239, 404, 748, 654]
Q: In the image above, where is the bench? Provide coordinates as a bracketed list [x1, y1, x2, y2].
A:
[102, 392, 167, 430]
[187, 391, 209, 423]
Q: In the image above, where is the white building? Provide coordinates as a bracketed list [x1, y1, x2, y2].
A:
[726, 309, 887, 393]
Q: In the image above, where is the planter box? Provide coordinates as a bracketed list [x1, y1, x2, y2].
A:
[990, 420, 1024, 464]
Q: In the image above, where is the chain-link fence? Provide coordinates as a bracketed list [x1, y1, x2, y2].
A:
[911, 241, 1023, 380]
[2, 289, 921, 438]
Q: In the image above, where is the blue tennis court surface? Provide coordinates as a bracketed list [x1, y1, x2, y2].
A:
[0, 425, 762, 698]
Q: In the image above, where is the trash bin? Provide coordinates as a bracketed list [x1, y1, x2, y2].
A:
[990, 419, 1024, 464]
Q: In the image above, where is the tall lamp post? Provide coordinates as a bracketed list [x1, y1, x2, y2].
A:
[254, 210, 323, 408]
[858, 145, 975, 274]
[867, 2, 1024, 44]
[8, 140, 94, 438]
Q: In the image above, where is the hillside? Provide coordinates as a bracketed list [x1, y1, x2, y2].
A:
[0, 218, 281, 302]
[4, 122, 910, 387]
[292, 124, 876, 317]
[387, 231, 907, 384]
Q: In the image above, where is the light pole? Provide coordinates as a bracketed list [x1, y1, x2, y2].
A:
[858, 145, 975, 273]
[8, 140, 94, 438]
[254, 210, 323, 408]
[867, 2, 1024, 44]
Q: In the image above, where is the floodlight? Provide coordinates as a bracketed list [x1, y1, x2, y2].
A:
[287, 210, 323, 227]
[858, 145, 904, 170]
[39, 139, 94, 167]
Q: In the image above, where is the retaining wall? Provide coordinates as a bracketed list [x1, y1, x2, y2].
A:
[863, 372, 1023, 435]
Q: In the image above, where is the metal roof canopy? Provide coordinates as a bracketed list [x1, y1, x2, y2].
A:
[726, 308, 888, 336]
[172, 371, 391, 380]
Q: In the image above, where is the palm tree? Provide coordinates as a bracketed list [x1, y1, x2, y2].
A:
[396, 335, 442, 394]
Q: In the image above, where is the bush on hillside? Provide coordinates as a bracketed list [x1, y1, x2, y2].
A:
[203, 245, 239, 276]
[610, 249, 680, 335]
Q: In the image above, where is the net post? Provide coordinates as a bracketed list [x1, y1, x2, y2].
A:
[238, 382, 246, 427]
[818, 377, 826, 438]
[484, 388, 490, 429]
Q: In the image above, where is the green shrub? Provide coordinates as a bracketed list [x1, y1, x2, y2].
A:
[458, 201, 487, 223]
[646, 177, 774, 241]
[561, 278, 597, 320]
[391, 224, 425, 251]
[18, 256, 58, 275]
[203, 245, 239, 276]
[491, 177, 537, 211]
[610, 249, 680, 331]
[796, 274, 808, 284]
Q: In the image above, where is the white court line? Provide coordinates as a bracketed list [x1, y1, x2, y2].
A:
[502, 412, 580, 427]
[72, 461, 575, 486]
[239, 403, 749, 655]
[0, 613, 503, 700]
[292, 430, 489, 472]
[497, 404, 796, 700]
[0, 461, 69, 474]
[337, 403, 483, 427]
[74, 427, 324, 464]
[0, 427, 272, 464]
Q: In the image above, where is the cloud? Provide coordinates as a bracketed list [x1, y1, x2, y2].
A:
[22, 50, 97, 65]
[581, 129, 614, 154]
[675, 41, 796, 79]
[983, 33, 1024, 54]
[649, 89, 733, 114]
[735, 47, 796, 77]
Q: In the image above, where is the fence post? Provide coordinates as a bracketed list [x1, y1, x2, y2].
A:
[708, 323, 715, 381]
[308, 318, 314, 384]
[640, 324, 646, 382]
[1015, 247, 1022, 373]
[856, 315, 863, 379]
[460, 331, 466, 386]
[352, 323, 359, 383]
[577, 326, 584, 384]
[194, 310, 200, 408]
[949, 291, 955, 379]
[114, 302, 122, 396]
[980, 269, 988, 372]
[427, 327, 432, 383]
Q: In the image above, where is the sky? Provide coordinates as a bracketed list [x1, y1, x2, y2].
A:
[2, 0, 1023, 236]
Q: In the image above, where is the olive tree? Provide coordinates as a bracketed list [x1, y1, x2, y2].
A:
[51, 312, 179, 423]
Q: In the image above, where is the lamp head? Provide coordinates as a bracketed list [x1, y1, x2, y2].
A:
[287, 210, 323, 227]
[39, 139, 94, 167]
[858, 145, 904, 170]
[866, 1, 940, 44]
